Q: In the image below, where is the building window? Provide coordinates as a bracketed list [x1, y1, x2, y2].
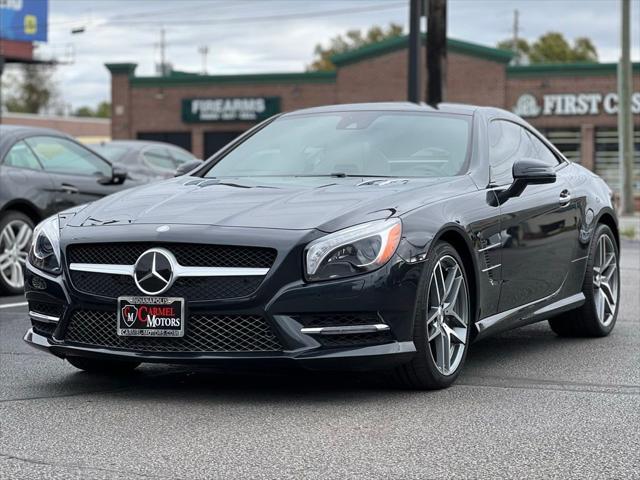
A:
[137, 132, 192, 153]
[538, 128, 581, 163]
[595, 127, 640, 192]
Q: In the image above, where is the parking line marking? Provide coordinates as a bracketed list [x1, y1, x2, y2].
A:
[0, 302, 27, 310]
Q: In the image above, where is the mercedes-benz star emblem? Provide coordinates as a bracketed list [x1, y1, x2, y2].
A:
[133, 248, 175, 295]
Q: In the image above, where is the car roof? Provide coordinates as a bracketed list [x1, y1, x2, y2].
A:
[0, 124, 71, 137]
[283, 102, 484, 117]
[91, 140, 182, 149]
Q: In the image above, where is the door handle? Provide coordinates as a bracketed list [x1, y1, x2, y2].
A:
[559, 189, 571, 207]
[60, 184, 79, 194]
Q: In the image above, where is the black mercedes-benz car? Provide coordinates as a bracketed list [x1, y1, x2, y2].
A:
[23, 103, 620, 389]
[0, 125, 137, 294]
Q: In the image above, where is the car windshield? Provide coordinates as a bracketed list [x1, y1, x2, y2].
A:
[91, 144, 129, 163]
[204, 111, 471, 178]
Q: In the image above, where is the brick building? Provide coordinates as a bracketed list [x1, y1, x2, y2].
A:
[106, 35, 640, 192]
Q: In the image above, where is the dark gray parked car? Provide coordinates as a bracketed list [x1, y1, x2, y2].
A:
[0, 125, 137, 294]
[88, 140, 200, 182]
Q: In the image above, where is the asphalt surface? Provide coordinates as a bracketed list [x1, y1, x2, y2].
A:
[1, 241, 639, 479]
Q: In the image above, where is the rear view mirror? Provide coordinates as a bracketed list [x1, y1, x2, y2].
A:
[97, 167, 127, 185]
[175, 160, 202, 177]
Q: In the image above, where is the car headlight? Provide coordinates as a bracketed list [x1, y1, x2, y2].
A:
[28, 215, 61, 274]
[305, 218, 402, 281]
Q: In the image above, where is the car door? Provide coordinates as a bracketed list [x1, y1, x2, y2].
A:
[489, 119, 579, 312]
[142, 146, 179, 179]
[24, 135, 120, 211]
[1, 140, 58, 216]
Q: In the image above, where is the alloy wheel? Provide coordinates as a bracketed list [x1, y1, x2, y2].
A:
[0, 220, 32, 289]
[426, 255, 469, 376]
[592, 234, 618, 327]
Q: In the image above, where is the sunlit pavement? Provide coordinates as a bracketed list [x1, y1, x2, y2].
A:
[0, 241, 638, 479]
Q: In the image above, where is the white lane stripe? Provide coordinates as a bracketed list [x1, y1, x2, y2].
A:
[0, 301, 28, 309]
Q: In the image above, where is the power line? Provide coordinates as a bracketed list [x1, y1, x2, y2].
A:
[95, 2, 406, 27]
[1, 1, 401, 33]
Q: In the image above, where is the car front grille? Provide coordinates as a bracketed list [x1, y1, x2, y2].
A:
[31, 320, 57, 338]
[28, 301, 65, 318]
[314, 332, 394, 348]
[68, 270, 264, 301]
[66, 242, 275, 300]
[64, 309, 283, 353]
[66, 243, 277, 268]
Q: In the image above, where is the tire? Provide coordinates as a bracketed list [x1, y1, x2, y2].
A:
[66, 356, 141, 374]
[393, 240, 472, 389]
[0, 210, 35, 295]
[549, 224, 620, 337]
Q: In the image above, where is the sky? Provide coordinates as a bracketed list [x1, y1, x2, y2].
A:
[13, 0, 640, 110]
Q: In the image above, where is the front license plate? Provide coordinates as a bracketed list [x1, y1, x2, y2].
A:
[117, 296, 185, 337]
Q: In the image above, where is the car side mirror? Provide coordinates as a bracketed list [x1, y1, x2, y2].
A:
[98, 167, 127, 185]
[496, 158, 556, 203]
[513, 158, 556, 185]
[175, 160, 202, 177]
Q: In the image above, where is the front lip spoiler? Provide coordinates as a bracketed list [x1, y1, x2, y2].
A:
[24, 328, 416, 371]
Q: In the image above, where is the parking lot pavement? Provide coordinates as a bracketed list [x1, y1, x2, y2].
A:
[0, 241, 638, 480]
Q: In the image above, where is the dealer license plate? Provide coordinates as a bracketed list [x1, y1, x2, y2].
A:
[117, 296, 185, 337]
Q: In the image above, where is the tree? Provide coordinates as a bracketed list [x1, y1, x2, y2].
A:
[2, 64, 57, 113]
[74, 106, 94, 117]
[95, 101, 110, 118]
[73, 101, 110, 118]
[308, 23, 404, 71]
[497, 38, 530, 65]
[497, 32, 598, 64]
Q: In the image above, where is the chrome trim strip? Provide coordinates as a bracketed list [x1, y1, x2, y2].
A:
[571, 255, 588, 263]
[70, 263, 134, 276]
[69, 263, 269, 277]
[29, 311, 60, 323]
[481, 264, 501, 273]
[301, 324, 390, 335]
[175, 266, 269, 277]
[478, 243, 501, 252]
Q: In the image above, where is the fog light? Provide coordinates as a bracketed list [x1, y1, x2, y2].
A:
[31, 276, 47, 290]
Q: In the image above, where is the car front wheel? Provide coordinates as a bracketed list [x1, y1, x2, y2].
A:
[393, 240, 472, 389]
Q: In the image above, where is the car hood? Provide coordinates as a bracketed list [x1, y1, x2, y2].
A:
[67, 175, 476, 232]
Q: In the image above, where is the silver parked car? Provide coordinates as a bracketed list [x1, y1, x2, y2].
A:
[88, 140, 201, 182]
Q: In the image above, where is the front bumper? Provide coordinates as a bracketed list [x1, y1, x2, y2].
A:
[24, 328, 416, 371]
[23, 229, 424, 371]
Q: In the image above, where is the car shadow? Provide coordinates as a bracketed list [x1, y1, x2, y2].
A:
[38, 322, 613, 404]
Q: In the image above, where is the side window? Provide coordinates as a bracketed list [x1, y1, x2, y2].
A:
[168, 147, 195, 164]
[25, 136, 111, 177]
[3, 141, 42, 170]
[143, 147, 176, 171]
[488, 120, 535, 185]
[528, 133, 562, 167]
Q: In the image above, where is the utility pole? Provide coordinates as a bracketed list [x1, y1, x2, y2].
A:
[407, 0, 422, 103]
[512, 9, 520, 66]
[159, 27, 167, 76]
[426, 0, 447, 106]
[618, 0, 634, 214]
[198, 45, 209, 75]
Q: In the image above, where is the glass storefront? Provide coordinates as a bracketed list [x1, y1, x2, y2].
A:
[595, 128, 640, 192]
